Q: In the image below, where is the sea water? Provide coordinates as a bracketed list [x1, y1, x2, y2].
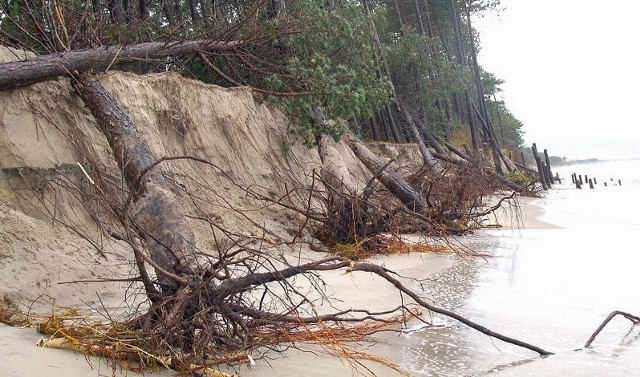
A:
[396, 158, 640, 376]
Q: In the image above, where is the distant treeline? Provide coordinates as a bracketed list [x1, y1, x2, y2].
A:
[519, 149, 599, 167]
[542, 155, 600, 166]
[554, 158, 600, 166]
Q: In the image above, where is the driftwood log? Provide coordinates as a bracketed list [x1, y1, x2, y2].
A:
[584, 310, 640, 348]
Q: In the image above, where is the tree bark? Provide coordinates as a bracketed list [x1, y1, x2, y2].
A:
[450, 0, 479, 150]
[345, 134, 427, 213]
[0, 40, 241, 91]
[108, 0, 126, 24]
[531, 143, 548, 190]
[73, 71, 200, 292]
[361, 0, 439, 167]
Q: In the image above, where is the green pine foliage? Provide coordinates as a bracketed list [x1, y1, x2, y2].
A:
[265, 1, 394, 145]
[0, 0, 529, 154]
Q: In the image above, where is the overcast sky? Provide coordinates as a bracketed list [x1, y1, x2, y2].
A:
[474, 0, 640, 160]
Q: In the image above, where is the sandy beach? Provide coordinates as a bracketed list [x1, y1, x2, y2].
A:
[0, 195, 554, 377]
[0, 251, 452, 377]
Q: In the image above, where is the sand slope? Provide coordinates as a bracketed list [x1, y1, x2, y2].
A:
[0, 45, 454, 376]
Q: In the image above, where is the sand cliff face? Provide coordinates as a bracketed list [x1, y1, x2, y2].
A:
[0, 46, 424, 310]
[0, 46, 369, 309]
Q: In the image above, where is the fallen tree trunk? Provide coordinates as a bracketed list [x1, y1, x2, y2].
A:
[0, 40, 241, 91]
[73, 71, 199, 293]
[345, 134, 427, 213]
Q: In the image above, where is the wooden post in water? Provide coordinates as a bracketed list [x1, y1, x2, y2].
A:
[588, 179, 594, 189]
[531, 143, 548, 190]
[579, 175, 583, 185]
[594, 177, 597, 185]
[543, 149, 553, 183]
[576, 178, 582, 189]
[619, 179, 622, 186]
[571, 173, 576, 184]
[541, 163, 549, 187]
[604, 182, 607, 187]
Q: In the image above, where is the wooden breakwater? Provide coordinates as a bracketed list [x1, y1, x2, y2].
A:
[530, 143, 558, 190]
[527, 144, 624, 191]
[570, 173, 622, 189]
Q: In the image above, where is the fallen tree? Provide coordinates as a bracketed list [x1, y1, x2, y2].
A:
[0, 40, 242, 91]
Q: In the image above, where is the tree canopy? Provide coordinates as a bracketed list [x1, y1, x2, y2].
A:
[0, 0, 525, 153]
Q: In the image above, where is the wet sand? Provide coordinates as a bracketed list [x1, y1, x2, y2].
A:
[0, 196, 549, 377]
[484, 194, 559, 230]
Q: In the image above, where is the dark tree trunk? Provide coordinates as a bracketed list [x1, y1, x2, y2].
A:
[174, 0, 183, 22]
[422, 0, 436, 38]
[124, 0, 140, 21]
[413, 0, 425, 34]
[108, 0, 126, 24]
[384, 105, 401, 143]
[188, 0, 199, 22]
[139, 0, 149, 19]
[0, 40, 241, 91]
[346, 135, 427, 213]
[73, 72, 200, 292]
[199, 0, 210, 19]
[452, 92, 465, 124]
[392, 0, 407, 35]
[369, 115, 381, 141]
[464, 90, 480, 150]
[450, 0, 479, 150]
[161, 0, 176, 24]
[531, 143, 549, 190]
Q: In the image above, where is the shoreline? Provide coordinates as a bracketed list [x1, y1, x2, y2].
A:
[0, 194, 553, 377]
[485, 194, 560, 230]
